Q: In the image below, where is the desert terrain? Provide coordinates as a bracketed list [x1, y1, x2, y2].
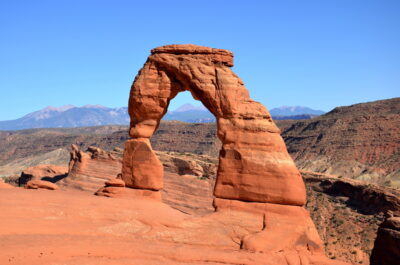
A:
[1, 45, 399, 265]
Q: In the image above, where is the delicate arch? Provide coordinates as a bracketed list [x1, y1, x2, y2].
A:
[122, 44, 306, 206]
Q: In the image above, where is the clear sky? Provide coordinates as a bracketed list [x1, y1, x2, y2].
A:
[0, 0, 399, 120]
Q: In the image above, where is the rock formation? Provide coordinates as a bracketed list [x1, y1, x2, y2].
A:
[155, 151, 217, 178]
[18, 164, 68, 186]
[280, 97, 400, 188]
[124, 44, 306, 205]
[121, 44, 343, 264]
[302, 170, 400, 264]
[95, 176, 162, 200]
[60, 145, 122, 191]
[25, 179, 59, 190]
[370, 215, 400, 265]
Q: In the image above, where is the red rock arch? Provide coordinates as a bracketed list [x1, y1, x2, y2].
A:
[122, 44, 306, 206]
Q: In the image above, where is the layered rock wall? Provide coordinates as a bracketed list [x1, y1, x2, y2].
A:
[61, 145, 122, 191]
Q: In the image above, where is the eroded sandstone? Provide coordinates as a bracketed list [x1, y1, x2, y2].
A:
[119, 44, 344, 264]
[124, 44, 306, 205]
[60, 144, 122, 191]
[19, 164, 68, 186]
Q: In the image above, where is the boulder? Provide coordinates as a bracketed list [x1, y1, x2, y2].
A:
[25, 179, 59, 190]
[19, 164, 68, 186]
[105, 178, 125, 187]
[95, 177, 161, 201]
[370, 216, 400, 265]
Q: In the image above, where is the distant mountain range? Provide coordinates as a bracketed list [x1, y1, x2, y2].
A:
[269, 106, 325, 116]
[163, 104, 215, 123]
[0, 104, 325, 131]
[0, 105, 130, 130]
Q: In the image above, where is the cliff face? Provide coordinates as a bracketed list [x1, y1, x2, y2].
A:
[370, 216, 400, 265]
[303, 171, 400, 264]
[280, 98, 400, 188]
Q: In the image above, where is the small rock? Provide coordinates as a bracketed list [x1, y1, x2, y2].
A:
[105, 178, 125, 187]
[25, 180, 59, 190]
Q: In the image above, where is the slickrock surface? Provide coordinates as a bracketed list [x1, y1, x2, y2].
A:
[18, 164, 68, 186]
[0, 180, 13, 188]
[0, 188, 347, 265]
[125, 44, 306, 205]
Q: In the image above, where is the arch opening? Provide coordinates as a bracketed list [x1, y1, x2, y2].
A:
[152, 91, 220, 214]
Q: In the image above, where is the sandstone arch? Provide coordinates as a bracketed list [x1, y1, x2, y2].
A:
[122, 44, 306, 206]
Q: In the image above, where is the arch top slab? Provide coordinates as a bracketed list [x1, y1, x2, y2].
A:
[123, 44, 306, 206]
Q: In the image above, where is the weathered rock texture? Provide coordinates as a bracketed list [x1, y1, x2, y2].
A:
[302, 170, 400, 264]
[1, 187, 349, 265]
[120, 44, 344, 264]
[60, 145, 122, 191]
[95, 177, 162, 200]
[18, 164, 68, 186]
[124, 44, 306, 205]
[25, 179, 59, 190]
[370, 216, 400, 265]
[155, 151, 217, 178]
[280, 97, 400, 188]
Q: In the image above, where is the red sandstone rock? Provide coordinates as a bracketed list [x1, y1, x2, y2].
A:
[95, 186, 161, 200]
[19, 164, 68, 186]
[25, 179, 59, 190]
[125, 44, 306, 205]
[0, 188, 347, 265]
[116, 44, 344, 263]
[370, 216, 400, 265]
[60, 145, 122, 192]
[121, 138, 163, 190]
[105, 178, 125, 187]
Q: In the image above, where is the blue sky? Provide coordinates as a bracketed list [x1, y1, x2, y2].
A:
[0, 0, 399, 120]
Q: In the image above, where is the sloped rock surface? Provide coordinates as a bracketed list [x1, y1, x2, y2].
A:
[280, 97, 400, 188]
[0, 188, 347, 265]
[0, 180, 13, 189]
